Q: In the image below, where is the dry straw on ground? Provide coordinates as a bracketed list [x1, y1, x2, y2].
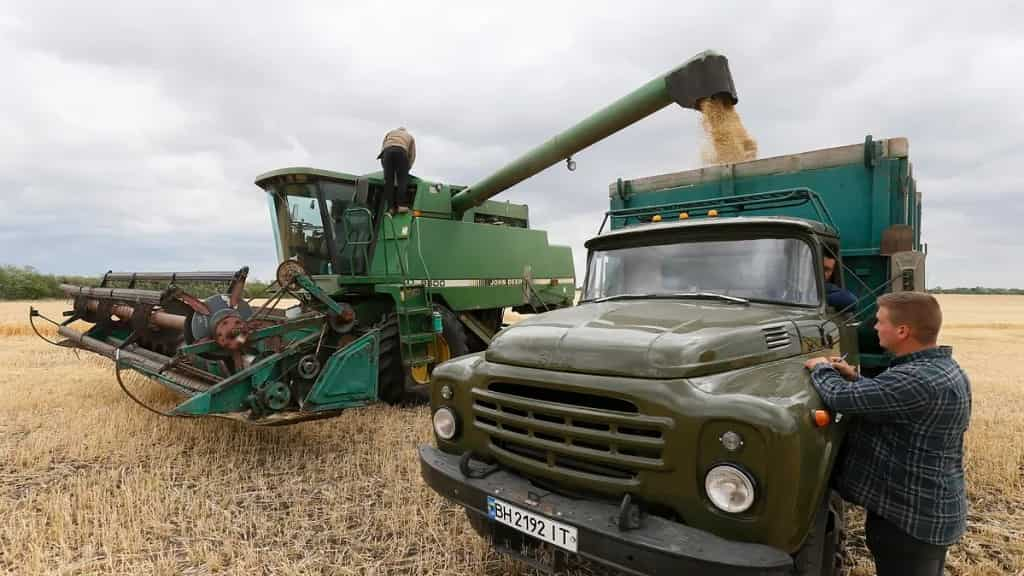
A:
[1, 296, 1022, 575]
[699, 97, 758, 165]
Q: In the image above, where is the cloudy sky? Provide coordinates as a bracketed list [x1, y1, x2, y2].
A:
[2, 1, 1021, 287]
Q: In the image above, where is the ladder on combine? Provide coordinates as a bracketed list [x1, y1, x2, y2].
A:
[337, 202, 441, 380]
[381, 213, 440, 379]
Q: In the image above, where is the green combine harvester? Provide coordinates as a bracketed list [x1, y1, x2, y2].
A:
[31, 51, 737, 424]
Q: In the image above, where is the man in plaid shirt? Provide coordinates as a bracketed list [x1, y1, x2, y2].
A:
[805, 292, 971, 576]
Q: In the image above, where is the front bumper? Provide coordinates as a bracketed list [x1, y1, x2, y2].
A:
[420, 446, 793, 575]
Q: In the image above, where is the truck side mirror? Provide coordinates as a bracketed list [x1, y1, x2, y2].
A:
[890, 250, 926, 292]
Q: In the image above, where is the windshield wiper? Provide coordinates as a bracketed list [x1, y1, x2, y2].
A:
[591, 292, 748, 304]
[670, 292, 749, 304]
[591, 293, 659, 303]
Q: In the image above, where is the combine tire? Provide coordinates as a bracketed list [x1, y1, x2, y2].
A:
[403, 304, 469, 404]
[377, 314, 405, 405]
[379, 305, 471, 405]
[435, 304, 470, 358]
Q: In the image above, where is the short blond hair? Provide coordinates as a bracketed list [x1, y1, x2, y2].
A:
[877, 292, 942, 344]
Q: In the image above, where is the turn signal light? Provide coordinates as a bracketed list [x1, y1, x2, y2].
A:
[812, 409, 831, 427]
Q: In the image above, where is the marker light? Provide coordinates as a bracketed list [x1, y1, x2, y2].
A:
[719, 431, 744, 452]
[812, 410, 831, 427]
[652, 214, 663, 222]
[708, 209, 719, 217]
[679, 212, 689, 219]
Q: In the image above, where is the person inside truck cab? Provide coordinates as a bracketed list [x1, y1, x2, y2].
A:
[823, 254, 857, 311]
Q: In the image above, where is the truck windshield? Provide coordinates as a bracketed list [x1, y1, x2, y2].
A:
[583, 237, 819, 306]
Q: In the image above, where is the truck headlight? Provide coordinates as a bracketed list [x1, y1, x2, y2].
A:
[432, 407, 458, 440]
[705, 464, 755, 513]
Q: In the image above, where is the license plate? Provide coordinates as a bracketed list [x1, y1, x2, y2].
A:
[487, 496, 579, 553]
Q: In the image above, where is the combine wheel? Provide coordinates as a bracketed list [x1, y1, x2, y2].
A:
[409, 336, 451, 385]
[379, 305, 471, 405]
[435, 304, 470, 358]
[412, 304, 470, 381]
[377, 314, 405, 405]
[404, 305, 469, 402]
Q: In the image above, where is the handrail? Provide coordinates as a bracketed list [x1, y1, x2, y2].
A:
[598, 188, 838, 233]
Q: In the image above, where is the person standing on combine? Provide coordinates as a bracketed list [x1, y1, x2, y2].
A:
[804, 292, 971, 576]
[378, 127, 416, 214]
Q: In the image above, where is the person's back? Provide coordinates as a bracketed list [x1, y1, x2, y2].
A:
[835, 348, 971, 543]
[378, 127, 417, 213]
[380, 127, 416, 168]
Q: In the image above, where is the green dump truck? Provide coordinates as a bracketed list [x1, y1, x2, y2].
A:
[419, 127, 925, 573]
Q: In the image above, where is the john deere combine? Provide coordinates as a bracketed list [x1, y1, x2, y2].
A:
[31, 51, 736, 425]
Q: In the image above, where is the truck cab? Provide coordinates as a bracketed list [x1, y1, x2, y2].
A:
[420, 136, 924, 575]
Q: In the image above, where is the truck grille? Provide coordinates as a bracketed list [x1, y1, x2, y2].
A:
[471, 382, 672, 484]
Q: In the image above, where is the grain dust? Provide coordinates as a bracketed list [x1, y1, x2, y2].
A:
[699, 97, 758, 165]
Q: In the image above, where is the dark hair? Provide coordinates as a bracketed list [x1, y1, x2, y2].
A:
[877, 292, 942, 344]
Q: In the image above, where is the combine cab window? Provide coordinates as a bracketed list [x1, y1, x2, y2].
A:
[585, 237, 819, 306]
[322, 181, 371, 276]
[278, 192, 333, 275]
[267, 179, 372, 276]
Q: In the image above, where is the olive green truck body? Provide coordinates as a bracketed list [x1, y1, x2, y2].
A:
[420, 136, 925, 575]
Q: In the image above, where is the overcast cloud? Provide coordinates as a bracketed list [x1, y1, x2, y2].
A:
[1, 1, 1022, 287]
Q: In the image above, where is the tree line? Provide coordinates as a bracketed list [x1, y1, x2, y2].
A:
[0, 265, 271, 301]
[929, 286, 1024, 295]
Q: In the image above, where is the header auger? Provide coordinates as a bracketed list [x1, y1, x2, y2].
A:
[32, 50, 737, 424]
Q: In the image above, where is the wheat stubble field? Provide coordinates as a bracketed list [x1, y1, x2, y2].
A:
[1, 296, 1022, 575]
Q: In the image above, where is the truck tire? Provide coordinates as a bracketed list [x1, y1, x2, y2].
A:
[793, 491, 845, 576]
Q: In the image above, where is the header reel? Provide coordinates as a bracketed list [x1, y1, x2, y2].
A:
[32, 261, 380, 424]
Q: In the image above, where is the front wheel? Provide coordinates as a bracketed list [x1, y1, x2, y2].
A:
[793, 491, 845, 576]
[390, 304, 472, 404]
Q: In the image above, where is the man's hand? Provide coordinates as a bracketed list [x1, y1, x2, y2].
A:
[804, 357, 831, 371]
[828, 357, 860, 381]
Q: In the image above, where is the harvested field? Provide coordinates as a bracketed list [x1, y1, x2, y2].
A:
[1, 296, 1022, 575]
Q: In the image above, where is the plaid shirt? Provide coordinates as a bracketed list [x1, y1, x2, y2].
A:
[811, 346, 971, 545]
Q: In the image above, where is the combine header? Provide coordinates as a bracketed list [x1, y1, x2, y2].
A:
[31, 50, 737, 424]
